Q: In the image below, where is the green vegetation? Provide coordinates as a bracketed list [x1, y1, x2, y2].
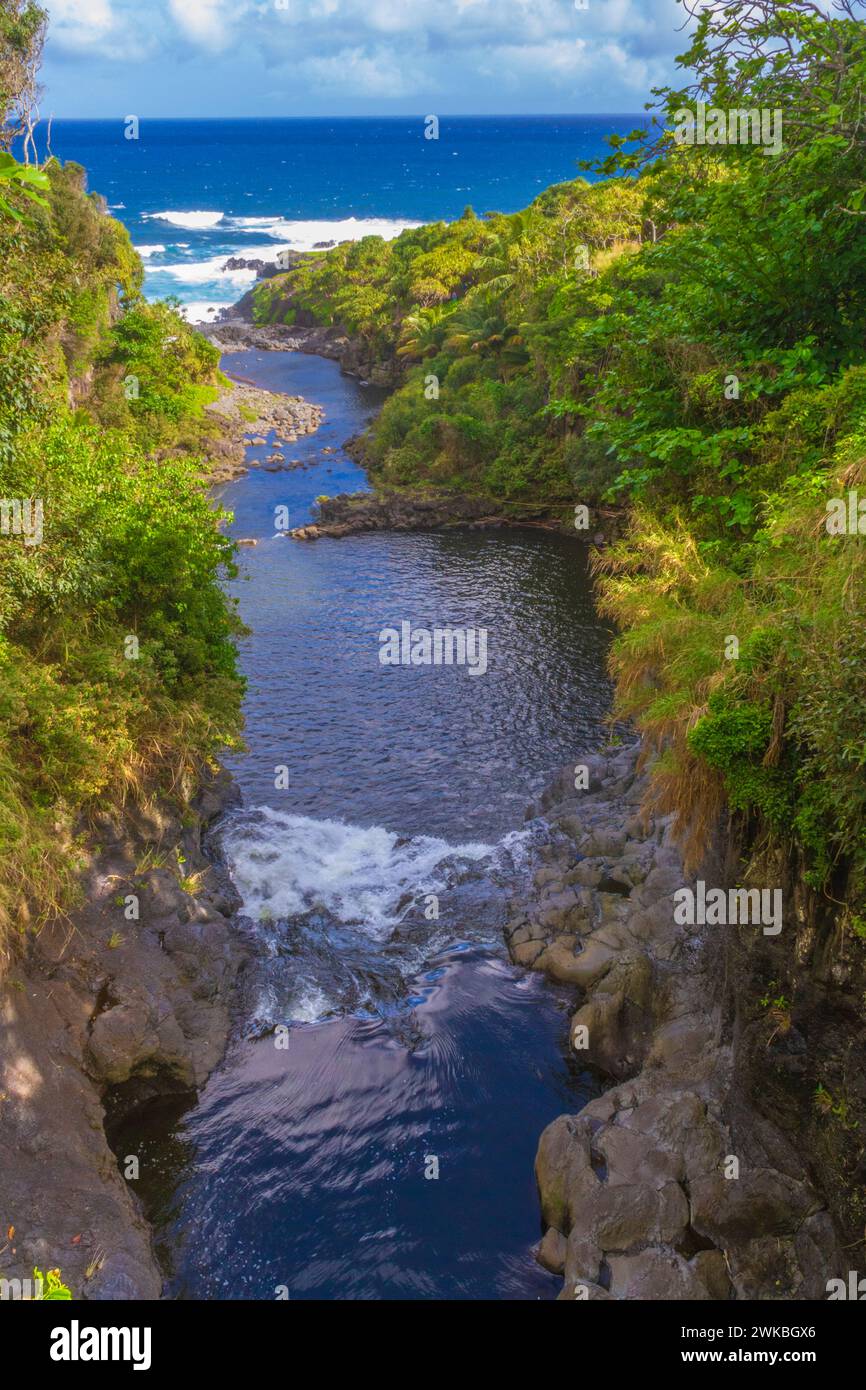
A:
[33, 1266, 72, 1300]
[257, 0, 866, 919]
[253, 183, 644, 501]
[0, 146, 46, 215]
[0, 1, 45, 156]
[2, 0, 865, 976]
[0, 154, 243, 965]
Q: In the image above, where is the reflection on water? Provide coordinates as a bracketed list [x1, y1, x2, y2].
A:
[115, 949, 597, 1301]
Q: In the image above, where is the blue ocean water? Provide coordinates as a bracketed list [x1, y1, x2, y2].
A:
[41, 116, 641, 320]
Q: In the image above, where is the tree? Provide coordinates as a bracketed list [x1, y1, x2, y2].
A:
[396, 306, 450, 359]
[586, 0, 866, 213]
[0, 1, 47, 158]
[0, 148, 48, 216]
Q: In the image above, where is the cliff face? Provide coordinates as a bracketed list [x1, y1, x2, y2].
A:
[0, 157, 244, 974]
[0, 156, 248, 1298]
[725, 834, 866, 1252]
[511, 745, 846, 1300]
[0, 774, 247, 1300]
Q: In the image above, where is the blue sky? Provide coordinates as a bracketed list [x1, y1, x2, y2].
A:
[40, 0, 692, 118]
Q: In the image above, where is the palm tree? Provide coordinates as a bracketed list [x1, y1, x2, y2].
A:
[443, 305, 529, 378]
[396, 305, 451, 360]
[463, 211, 545, 302]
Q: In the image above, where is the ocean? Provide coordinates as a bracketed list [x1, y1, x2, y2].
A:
[41, 115, 642, 321]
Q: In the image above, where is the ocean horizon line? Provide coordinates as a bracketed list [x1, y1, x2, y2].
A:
[43, 112, 649, 124]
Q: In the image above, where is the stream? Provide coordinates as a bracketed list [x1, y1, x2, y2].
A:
[116, 349, 615, 1300]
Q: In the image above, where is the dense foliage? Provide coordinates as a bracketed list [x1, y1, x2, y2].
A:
[259, 0, 866, 921]
[253, 181, 645, 501]
[0, 156, 243, 958]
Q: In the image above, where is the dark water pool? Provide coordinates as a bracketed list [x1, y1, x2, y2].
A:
[122, 350, 614, 1299]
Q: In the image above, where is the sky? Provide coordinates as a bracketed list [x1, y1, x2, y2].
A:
[39, 0, 693, 118]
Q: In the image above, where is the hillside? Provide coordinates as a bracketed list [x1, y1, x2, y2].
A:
[250, 4, 866, 955]
[244, 1, 866, 1236]
[0, 155, 245, 963]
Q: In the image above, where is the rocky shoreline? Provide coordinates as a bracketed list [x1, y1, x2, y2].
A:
[203, 317, 399, 387]
[0, 736, 845, 1301]
[203, 376, 324, 483]
[289, 489, 580, 539]
[0, 772, 250, 1300]
[512, 742, 842, 1299]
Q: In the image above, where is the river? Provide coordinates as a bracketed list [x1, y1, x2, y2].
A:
[114, 348, 615, 1300]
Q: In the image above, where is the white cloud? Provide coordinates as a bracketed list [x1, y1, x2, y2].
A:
[167, 0, 244, 53]
[42, 0, 692, 111]
[302, 45, 425, 97]
[45, 0, 157, 61]
[48, 0, 114, 39]
[493, 38, 590, 81]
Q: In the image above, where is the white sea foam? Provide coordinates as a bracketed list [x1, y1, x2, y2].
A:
[181, 301, 223, 323]
[159, 253, 262, 286]
[224, 808, 491, 936]
[227, 215, 419, 248]
[138, 219, 421, 316]
[496, 825, 536, 872]
[144, 209, 225, 229]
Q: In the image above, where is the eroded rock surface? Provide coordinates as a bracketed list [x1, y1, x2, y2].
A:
[290, 490, 574, 539]
[510, 743, 841, 1300]
[0, 772, 248, 1300]
[204, 379, 323, 482]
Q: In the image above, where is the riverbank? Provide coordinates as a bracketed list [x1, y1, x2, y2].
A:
[203, 375, 324, 483]
[203, 316, 398, 388]
[514, 742, 842, 1299]
[2, 726, 842, 1301]
[0, 348, 331, 1302]
[0, 770, 248, 1299]
[93, 347, 620, 1299]
[202, 314, 627, 538]
[204, 346, 848, 1299]
[289, 490, 578, 539]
